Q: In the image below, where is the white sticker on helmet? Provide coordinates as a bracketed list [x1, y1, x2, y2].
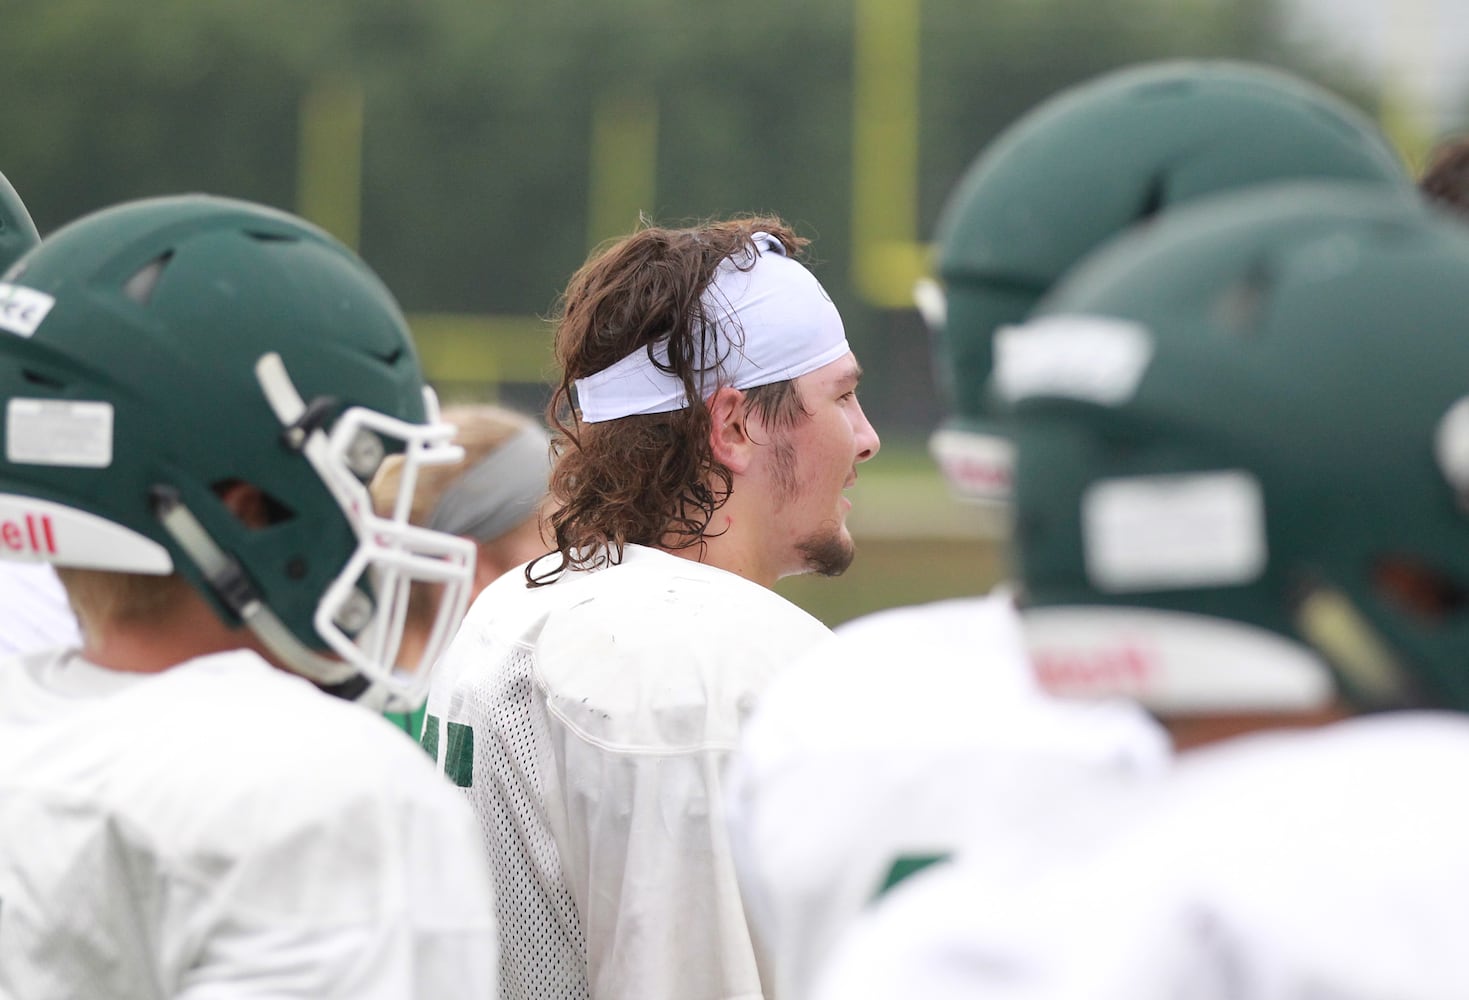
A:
[0, 283, 56, 338]
[7, 399, 114, 468]
[994, 314, 1153, 405]
[1083, 470, 1267, 592]
[0, 493, 172, 571]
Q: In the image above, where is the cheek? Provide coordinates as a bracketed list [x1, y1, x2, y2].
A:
[816, 420, 856, 480]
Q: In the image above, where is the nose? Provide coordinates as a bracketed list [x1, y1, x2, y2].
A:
[852, 399, 880, 463]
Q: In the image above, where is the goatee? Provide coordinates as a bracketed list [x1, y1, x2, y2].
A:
[797, 529, 855, 577]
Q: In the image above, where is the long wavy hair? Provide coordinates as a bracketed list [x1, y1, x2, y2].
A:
[529, 216, 812, 585]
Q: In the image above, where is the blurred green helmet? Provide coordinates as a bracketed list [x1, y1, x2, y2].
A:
[0, 194, 474, 710]
[0, 171, 41, 274]
[925, 60, 1411, 504]
[1001, 181, 1469, 717]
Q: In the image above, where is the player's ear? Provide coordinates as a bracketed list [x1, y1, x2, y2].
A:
[708, 386, 754, 473]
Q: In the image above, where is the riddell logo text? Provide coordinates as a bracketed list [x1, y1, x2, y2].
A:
[1032, 642, 1154, 695]
[0, 283, 56, 338]
[0, 513, 58, 556]
[938, 455, 1012, 493]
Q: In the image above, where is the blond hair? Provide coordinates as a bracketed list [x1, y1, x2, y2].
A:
[371, 403, 539, 527]
[55, 567, 191, 638]
[372, 403, 551, 626]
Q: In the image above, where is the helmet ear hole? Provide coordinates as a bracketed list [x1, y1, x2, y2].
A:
[1371, 555, 1469, 623]
[210, 479, 296, 529]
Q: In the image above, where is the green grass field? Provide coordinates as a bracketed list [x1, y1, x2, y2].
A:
[773, 440, 1011, 627]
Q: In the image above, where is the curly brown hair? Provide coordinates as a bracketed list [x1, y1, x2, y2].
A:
[529, 216, 814, 585]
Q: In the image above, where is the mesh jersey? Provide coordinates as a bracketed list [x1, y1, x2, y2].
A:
[813, 713, 1469, 1000]
[425, 544, 834, 1000]
[726, 593, 1172, 1000]
[0, 647, 497, 999]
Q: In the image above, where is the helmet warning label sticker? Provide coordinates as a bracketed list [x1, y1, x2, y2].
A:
[0, 283, 55, 338]
[6, 399, 114, 468]
[1082, 470, 1266, 592]
[994, 315, 1153, 406]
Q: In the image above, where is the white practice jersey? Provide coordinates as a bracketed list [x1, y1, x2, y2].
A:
[0, 648, 497, 1000]
[725, 593, 1172, 1000]
[812, 712, 1469, 1000]
[425, 544, 834, 1000]
[0, 563, 80, 657]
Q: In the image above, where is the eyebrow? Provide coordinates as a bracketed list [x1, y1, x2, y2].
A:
[835, 364, 863, 390]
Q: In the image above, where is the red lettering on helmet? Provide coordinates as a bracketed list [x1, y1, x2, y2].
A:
[1032, 642, 1154, 697]
[940, 455, 1012, 491]
[0, 513, 58, 556]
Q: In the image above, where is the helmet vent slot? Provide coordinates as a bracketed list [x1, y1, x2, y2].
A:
[1136, 174, 1168, 221]
[246, 231, 298, 244]
[123, 252, 173, 306]
[21, 368, 64, 390]
[1210, 263, 1272, 336]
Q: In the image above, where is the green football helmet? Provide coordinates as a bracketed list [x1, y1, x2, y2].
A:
[0, 171, 41, 274]
[0, 194, 474, 710]
[1000, 181, 1469, 716]
[923, 60, 1412, 505]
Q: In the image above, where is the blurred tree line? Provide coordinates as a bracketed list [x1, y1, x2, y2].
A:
[0, 0, 1375, 436]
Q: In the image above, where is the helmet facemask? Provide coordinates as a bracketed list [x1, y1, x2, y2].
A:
[248, 352, 476, 712]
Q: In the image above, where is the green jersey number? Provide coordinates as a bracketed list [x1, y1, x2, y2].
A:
[873, 852, 951, 899]
[420, 714, 475, 788]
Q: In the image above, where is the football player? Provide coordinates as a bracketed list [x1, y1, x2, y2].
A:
[924, 59, 1410, 505]
[0, 194, 498, 997]
[424, 217, 879, 1000]
[813, 180, 1469, 1000]
[0, 171, 82, 656]
[724, 59, 1415, 1000]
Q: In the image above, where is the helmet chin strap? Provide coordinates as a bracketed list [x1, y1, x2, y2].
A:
[151, 484, 364, 694]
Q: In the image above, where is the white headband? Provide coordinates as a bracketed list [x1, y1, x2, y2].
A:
[573, 232, 850, 423]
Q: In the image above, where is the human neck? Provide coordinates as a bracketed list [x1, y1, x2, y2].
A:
[660, 506, 779, 590]
[1163, 701, 1355, 752]
[396, 625, 429, 674]
[82, 592, 266, 674]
